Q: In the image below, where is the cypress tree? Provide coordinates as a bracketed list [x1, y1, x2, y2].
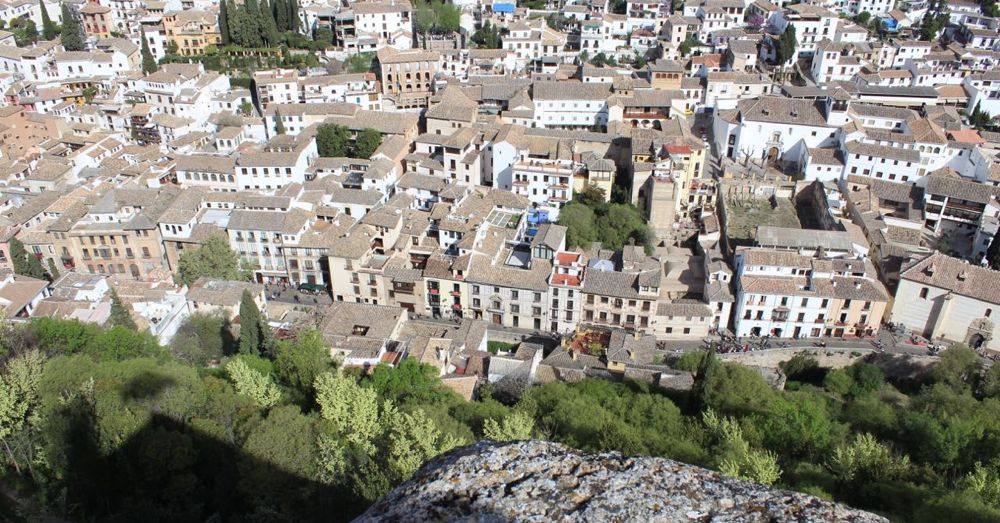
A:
[274, 108, 286, 135]
[59, 3, 85, 51]
[287, 0, 298, 32]
[219, 0, 231, 45]
[987, 235, 1000, 271]
[260, 0, 279, 46]
[109, 289, 138, 330]
[25, 252, 45, 280]
[240, 0, 265, 48]
[140, 33, 157, 75]
[10, 237, 45, 279]
[40, 0, 57, 41]
[238, 289, 264, 356]
[46, 258, 60, 281]
[273, 0, 288, 32]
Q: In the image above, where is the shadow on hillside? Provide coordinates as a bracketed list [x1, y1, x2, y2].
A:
[49, 374, 362, 523]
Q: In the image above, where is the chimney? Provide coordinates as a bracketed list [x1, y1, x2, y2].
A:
[570, 350, 578, 361]
[958, 271, 968, 281]
[854, 281, 861, 289]
[927, 262, 936, 275]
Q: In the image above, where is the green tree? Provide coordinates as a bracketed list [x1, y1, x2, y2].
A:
[140, 34, 157, 75]
[0, 350, 43, 474]
[471, 21, 501, 48]
[986, 233, 1000, 270]
[273, 108, 286, 135]
[12, 18, 38, 46]
[700, 361, 774, 415]
[226, 358, 281, 408]
[557, 202, 598, 249]
[594, 203, 651, 251]
[273, 329, 330, 400]
[824, 368, 854, 395]
[286, 0, 298, 33]
[39, 0, 57, 41]
[239, 404, 319, 512]
[387, 408, 463, 481]
[575, 184, 606, 207]
[414, 4, 436, 34]
[59, 3, 85, 51]
[679, 37, 693, 56]
[108, 289, 137, 330]
[703, 409, 782, 485]
[776, 25, 797, 64]
[828, 433, 911, 484]
[315, 123, 351, 157]
[919, 12, 949, 41]
[932, 344, 981, 391]
[970, 101, 993, 131]
[344, 51, 375, 73]
[354, 128, 382, 158]
[259, 0, 280, 46]
[9, 237, 45, 279]
[170, 312, 233, 365]
[273, 0, 289, 32]
[219, 0, 231, 45]
[315, 370, 381, 453]
[633, 51, 646, 69]
[86, 326, 163, 360]
[238, 290, 266, 356]
[674, 350, 709, 372]
[176, 236, 243, 286]
[46, 258, 60, 280]
[437, 2, 460, 33]
[483, 411, 534, 441]
[855, 11, 871, 25]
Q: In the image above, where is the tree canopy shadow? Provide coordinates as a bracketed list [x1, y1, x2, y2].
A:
[49, 373, 360, 523]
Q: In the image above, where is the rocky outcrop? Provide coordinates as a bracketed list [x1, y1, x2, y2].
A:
[355, 440, 888, 523]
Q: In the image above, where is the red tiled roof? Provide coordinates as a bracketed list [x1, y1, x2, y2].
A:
[691, 54, 722, 67]
[556, 252, 580, 265]
[552, 274, 581, 286]
[665, 144, 693, 154]
[948, 129, 984, 144]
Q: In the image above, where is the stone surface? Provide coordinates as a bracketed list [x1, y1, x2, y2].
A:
[355, 440, 888, 523]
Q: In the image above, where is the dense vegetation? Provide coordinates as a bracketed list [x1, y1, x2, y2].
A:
[316, 125, 382, 158]
[2, 314, 1000, 522]
[558, 186, 653, 253]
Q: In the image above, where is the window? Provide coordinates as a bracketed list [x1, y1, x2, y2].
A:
[919, 287, 929, 299]
[988, 309, 993, 318]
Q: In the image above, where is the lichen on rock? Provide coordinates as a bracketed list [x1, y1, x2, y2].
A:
[355, 440, 888, 523]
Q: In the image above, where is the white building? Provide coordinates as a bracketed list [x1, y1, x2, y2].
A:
[892, 253, 1000, 351]
[532, 81, 611, 130]
[733, 246, 889, 338]
[714, 93, 845, 162]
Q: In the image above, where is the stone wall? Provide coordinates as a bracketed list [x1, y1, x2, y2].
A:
[356, 440, 888, 523]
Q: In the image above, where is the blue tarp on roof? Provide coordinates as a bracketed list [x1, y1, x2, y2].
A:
[493, 3, 515, 12]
